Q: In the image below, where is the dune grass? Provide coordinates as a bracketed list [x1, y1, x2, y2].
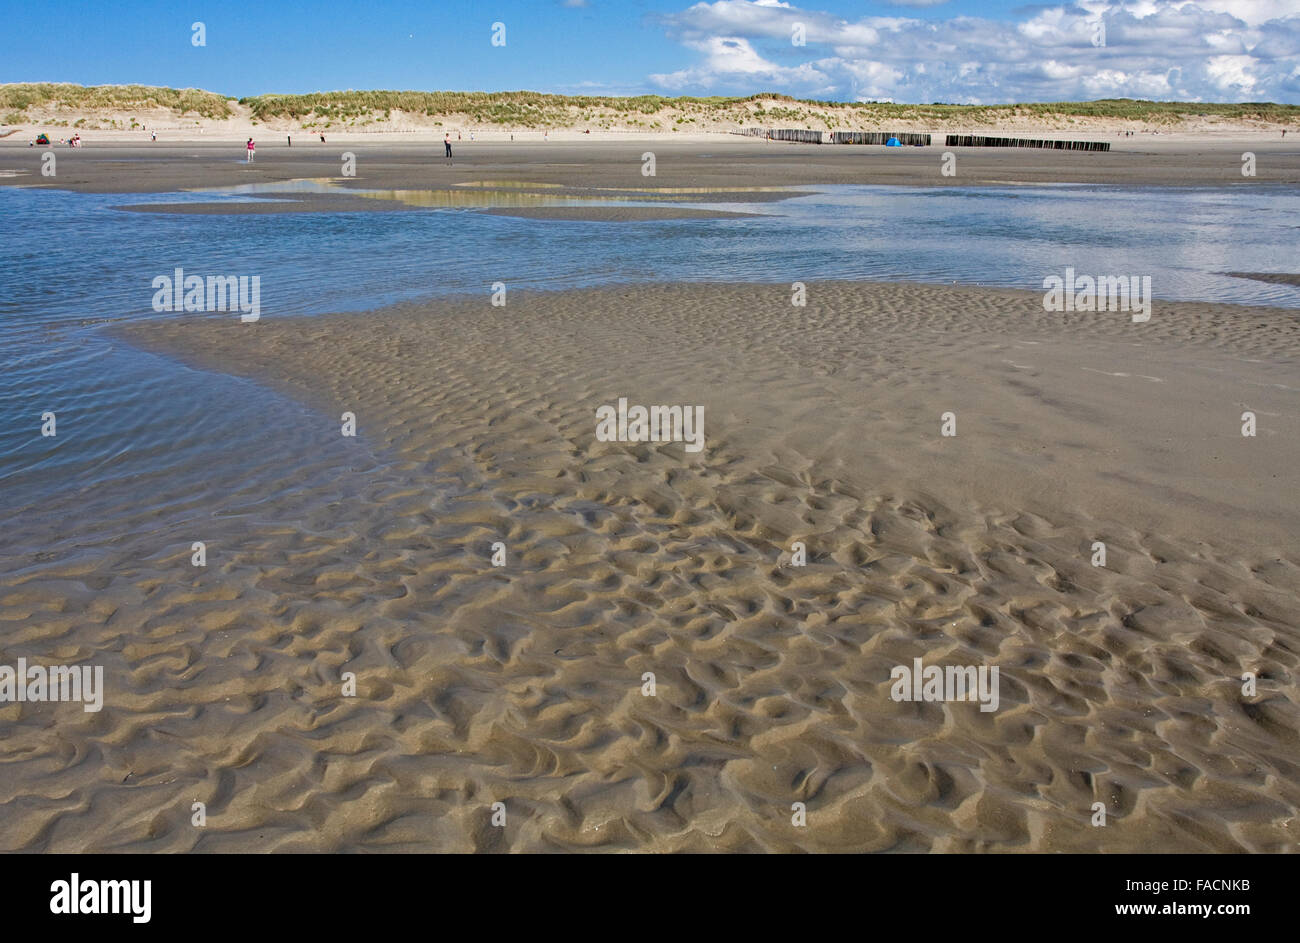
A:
[3, 84, 1297, 129]
[1, 83, 233, 119]
[238, 90, 1300, 127]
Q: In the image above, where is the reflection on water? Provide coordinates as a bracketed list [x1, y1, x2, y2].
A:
[2, 181, 1298, 541]
[455, 180, 566, 189]
[358, 187, 594, 208]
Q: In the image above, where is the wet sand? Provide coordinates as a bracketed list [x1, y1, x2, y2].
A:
[115, 197, 761, 220]
[479, 206, 763, 221]
[4, 137, 1300, 196]
[2, 280, 1296, 852]
[1227, 272, 1300, 288]
[114, 195, 429, 215]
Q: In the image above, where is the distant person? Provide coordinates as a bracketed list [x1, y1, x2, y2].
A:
[287, 134, 292, 147]
[320, 133, 325, 143]
[246, 138, 255, 162]
[445, 134, 452, 159]
[151, 131, 156, 142]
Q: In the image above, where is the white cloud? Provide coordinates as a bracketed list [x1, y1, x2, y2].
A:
[652, 36, 831, 90]
[1205, 53, 1259, 91]
[649, 0, 1300, 102]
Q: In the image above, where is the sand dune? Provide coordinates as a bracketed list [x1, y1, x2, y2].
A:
[1, 281, 1294, 852]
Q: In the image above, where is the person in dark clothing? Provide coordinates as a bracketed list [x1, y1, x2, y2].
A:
[444, 134, 452, 158]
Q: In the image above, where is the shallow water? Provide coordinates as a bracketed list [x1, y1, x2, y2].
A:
[2, 181, 1298, 545]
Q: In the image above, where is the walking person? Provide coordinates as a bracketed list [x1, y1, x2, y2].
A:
[444, 133, 453, 160]
[246, 137, 255, 162]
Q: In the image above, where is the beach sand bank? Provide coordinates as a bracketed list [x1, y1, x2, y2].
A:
[4, 137, 1300, 196]
[2, 280, 1296, 852]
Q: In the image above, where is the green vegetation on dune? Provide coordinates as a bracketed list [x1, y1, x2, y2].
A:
[823, 98, 1300, 126]
[240, 90, 750, 126]
[238, 90, 1300, 128]
[2, 84, 1297, 128]
[0, 83, 233, 119]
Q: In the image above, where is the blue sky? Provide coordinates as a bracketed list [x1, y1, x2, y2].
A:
[2, 1, 1297, 103]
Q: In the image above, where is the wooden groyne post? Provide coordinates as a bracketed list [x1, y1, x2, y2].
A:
[943, 134, 1110, 152]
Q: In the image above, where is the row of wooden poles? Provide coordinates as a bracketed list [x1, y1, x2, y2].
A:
[735, 128, 932, 145]
[765, 129, 826, 144]
[944, 134, 1110, 151]
[735, 128, 1108, 151]
[831, 131, 931, 145]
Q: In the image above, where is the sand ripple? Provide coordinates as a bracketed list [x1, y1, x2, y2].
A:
[2, 281, 1297, 852]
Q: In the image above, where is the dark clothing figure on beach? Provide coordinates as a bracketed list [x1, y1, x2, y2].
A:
[445, 136, 452, 158]
[320, 134, 325, 143]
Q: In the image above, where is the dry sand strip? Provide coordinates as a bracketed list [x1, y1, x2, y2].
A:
[2, 281, 1297, 852]
[115, 195, 430, 215]
[4, 138, 1300, 194]
[114, 198, 761, 220]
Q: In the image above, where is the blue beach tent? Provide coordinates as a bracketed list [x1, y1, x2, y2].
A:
[885, 137, 901, 147]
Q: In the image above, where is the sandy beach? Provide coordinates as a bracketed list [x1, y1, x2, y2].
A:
[5, 0, 1300, 890]
[4, 136, 1300, 201]
[2, 75, 1299, 857]
[1, 276, 1295, 852]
